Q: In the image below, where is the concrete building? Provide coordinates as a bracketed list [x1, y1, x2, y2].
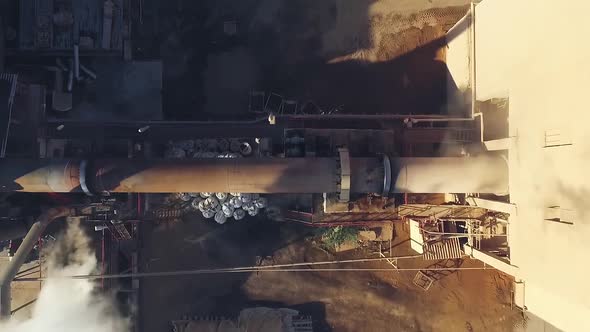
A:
[445, 1, 590, 331]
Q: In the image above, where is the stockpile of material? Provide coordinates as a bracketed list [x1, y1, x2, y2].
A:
[176, 192, 267, 224]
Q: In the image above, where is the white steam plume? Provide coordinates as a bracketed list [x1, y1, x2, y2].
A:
[0, 220, 130, 332]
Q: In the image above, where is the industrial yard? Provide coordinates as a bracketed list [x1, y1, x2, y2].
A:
[139, 216, 522, 332]
[0, 0, 587, 332]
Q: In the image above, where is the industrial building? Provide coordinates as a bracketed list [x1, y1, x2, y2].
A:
[443, 1, 590, 331]
[0, 0, 586, 331]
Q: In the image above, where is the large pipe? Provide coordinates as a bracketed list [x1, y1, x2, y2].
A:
[0, 207, 71, 318]
[0, 155, 507, 194]
[0, 158, 379, 194]
[0, 158, 342, 194]
[393, 155, 508, 194]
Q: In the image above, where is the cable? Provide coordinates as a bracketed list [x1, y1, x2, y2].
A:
[15, 255, 420, 281]
[230, 255, 423, 270]
[14, 256, 489, 282]
[16, 256, 416, 281]
[16, 267, 490, 282]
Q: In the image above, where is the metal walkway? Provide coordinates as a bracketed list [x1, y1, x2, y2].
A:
[423, 237, 463, 260]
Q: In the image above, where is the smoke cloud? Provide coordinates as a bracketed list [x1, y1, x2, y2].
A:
[0, 221, 130, 332]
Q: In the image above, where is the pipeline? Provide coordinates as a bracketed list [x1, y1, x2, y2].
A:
[0, 207, 71, 319]
[0, 154, 508, 195]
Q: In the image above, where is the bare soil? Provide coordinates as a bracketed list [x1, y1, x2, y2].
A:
[138, 215, 523, 332]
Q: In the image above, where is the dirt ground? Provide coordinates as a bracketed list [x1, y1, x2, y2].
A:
[135, 0, 470, 119]
[138, 212, 524, 332]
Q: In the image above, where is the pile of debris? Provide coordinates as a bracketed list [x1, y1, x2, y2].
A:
[175, 192, 267, 224]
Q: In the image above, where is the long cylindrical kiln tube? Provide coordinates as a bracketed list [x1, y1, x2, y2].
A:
[90, 158, 342, 194]
[1, 158, 343, 194]
[0, 155, 507, 194]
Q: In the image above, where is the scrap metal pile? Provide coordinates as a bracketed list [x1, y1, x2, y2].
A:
[175, 192, 267, 224]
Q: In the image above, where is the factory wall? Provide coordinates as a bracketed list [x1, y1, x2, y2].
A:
[445, 1, 514, 104]
[445, 10, 471, 103]
[472, 0, 512, 101]
[455, 0, 590, 331]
